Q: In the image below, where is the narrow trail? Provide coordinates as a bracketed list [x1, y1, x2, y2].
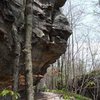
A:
[35, 92, 64, 100]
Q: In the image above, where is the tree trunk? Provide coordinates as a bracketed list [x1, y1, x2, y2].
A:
[24, 0, 34, 99]
[12, 25, 21, 100]
[51, 64, 54, 89]
[12, 25, 20, 91]
[61, 55, 64, 88]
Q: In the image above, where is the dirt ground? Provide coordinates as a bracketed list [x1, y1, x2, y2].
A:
[35, 92, 64, 100]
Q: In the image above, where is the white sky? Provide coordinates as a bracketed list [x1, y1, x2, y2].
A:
[62, 0, 100, 40]
[61, 0, 100, 71]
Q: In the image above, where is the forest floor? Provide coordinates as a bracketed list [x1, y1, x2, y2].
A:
[34, 91, 91, 100]
[35, 92, 64, 100]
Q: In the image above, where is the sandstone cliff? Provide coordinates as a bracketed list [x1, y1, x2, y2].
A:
[0, 0, 71, 88]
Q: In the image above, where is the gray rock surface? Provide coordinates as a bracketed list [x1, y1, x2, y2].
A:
[0, 0, 71, 88]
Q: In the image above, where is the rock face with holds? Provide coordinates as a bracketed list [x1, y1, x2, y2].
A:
[0, 0, 71, 88]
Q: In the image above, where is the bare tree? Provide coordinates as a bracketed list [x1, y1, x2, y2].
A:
[12, 25, 21, 100]
[24, 0, 34, 99]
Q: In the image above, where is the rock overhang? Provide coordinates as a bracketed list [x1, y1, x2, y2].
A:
[0, 0, 72, 87]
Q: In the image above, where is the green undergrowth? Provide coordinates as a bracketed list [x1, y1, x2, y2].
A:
[0, 89, 20, 100]
[46, 89, 92, 100]
[77, 70, 100, 79]
[88, 70, 100, 77]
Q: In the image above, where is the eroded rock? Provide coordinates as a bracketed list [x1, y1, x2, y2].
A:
[0, 0, 72, 88]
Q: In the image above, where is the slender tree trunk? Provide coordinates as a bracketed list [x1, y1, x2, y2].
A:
[67, 39, 71, 90]
[61, 55, 64, 88]
[57, 59, 60, 89]
[69, 0, 76, 93]
[71, 29, 76, 92]
[64, 53, 67, 90]
[13, 26, 20, 91]
[24, 0, 34, 99]
[12, 25, 21, 100]
[51, 64, 54, 89]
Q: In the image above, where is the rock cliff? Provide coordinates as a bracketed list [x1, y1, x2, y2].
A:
[0, 0, 71, 88]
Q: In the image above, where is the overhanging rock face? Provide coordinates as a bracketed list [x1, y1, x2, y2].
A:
[0, 0, 72, 87]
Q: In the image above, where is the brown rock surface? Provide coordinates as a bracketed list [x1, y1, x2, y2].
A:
[0, 0, 71, 89]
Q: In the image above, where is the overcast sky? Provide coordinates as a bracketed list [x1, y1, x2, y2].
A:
[62, 0, 100, 41]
